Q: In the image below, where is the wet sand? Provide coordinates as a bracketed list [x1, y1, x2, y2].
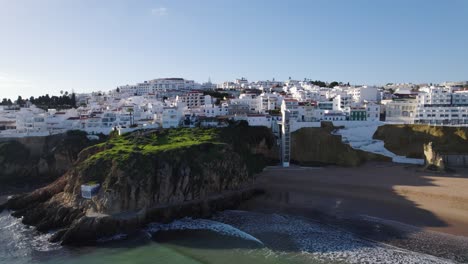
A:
[243, 162, 468, 262]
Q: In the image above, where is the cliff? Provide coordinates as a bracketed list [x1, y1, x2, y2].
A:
[373, 125, 468, 158]
[0, 130, 105, 186]
[1, 126, 278, 245]
[291, 123, 391, 166]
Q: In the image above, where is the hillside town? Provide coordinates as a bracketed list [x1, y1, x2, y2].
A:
[0, 78, 467, 138]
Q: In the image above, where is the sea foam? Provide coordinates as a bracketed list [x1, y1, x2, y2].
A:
[146, 218, 264, 245]
[213, 210, 455, 264]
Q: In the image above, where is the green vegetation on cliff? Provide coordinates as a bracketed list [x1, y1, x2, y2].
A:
[78, 125, 279, 188]
[83, 128, 220, 165]
[1, 126, 278, 245]
[374, 125, 468, 158]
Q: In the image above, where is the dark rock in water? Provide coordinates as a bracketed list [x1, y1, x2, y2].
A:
[3, 127, 278, 245]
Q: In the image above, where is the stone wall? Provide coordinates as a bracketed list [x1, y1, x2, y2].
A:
[443, 155, 468, 168]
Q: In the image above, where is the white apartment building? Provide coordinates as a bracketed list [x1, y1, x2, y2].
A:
[118, 78, 196, 96]
[259, 93, 279, 112]
[156, 107, 183, 128]
[15, 107, 47, 133]
[230, 94, 263, 113]
[202, 103, 229, 117]
[383, 98, 418, 123]
[322, 112, 347, 121]
[281, 99, 300, 120]
[364, 103, 381, 122]
[415, 87, 468, 125]
[350, 86, 379, 103]
[235, 77, 249, 86]
[176, 91, 210, 108]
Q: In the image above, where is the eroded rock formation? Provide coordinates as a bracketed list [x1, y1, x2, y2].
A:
[1, 127, 278, 245]
[423, 142, 446, 171]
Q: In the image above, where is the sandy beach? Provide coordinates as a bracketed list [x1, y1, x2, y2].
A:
[243, 162, 468, 262]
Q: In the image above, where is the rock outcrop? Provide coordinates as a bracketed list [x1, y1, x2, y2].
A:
[423, 142, 446, 171]
[0, 130, 104, 186]
[1, 127, 278, 245]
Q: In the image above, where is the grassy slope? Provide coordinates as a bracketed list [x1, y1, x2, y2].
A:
[373, 125, 468, 158]
[79, 126, 278, 181]
[83, 128, 221, 165]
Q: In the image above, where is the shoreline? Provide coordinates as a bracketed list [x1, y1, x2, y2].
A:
[242, 163, 468, 262]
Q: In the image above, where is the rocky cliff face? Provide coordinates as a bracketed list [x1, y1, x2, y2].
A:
[373, 124, 468, 158]
[1, 127, 278, 245]
[0, 130, 104, 186]
[291, 124, 390, 166]
[423, 142, 446, 171]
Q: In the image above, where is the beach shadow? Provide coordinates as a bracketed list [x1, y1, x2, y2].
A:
[68, 163, 468, 263]
[230, 163, 468, 262]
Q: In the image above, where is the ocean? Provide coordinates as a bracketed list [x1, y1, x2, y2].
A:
[0, 210, 455, 264]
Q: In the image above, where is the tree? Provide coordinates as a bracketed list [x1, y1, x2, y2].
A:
[328, 81, 339, 88]
[116, 87, 120, 93]
[16, 96, 24, 106]
[27, 92, 77, 110]
[310, 80, 327, 87]
[71, 93, 76, 107]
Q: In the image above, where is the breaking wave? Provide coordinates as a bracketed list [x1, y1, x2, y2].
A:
[0, 211, 61, 264]
[212, 210, 455, 264]
[147, 218, 264, 245]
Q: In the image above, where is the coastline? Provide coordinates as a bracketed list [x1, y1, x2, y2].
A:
[1, 162, 467, 263]
[242, 163, 468, 262]
[0, 183, 47, 204]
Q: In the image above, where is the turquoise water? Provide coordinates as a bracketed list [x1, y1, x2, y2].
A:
[0, 210, 454, 264]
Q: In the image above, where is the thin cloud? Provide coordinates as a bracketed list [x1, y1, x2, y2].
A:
[151, 7, 167, 17]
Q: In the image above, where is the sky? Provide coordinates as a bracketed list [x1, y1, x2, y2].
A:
[0, 0, 467, 100]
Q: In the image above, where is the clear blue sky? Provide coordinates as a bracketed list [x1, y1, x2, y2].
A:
[0, 0, 467, 99]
